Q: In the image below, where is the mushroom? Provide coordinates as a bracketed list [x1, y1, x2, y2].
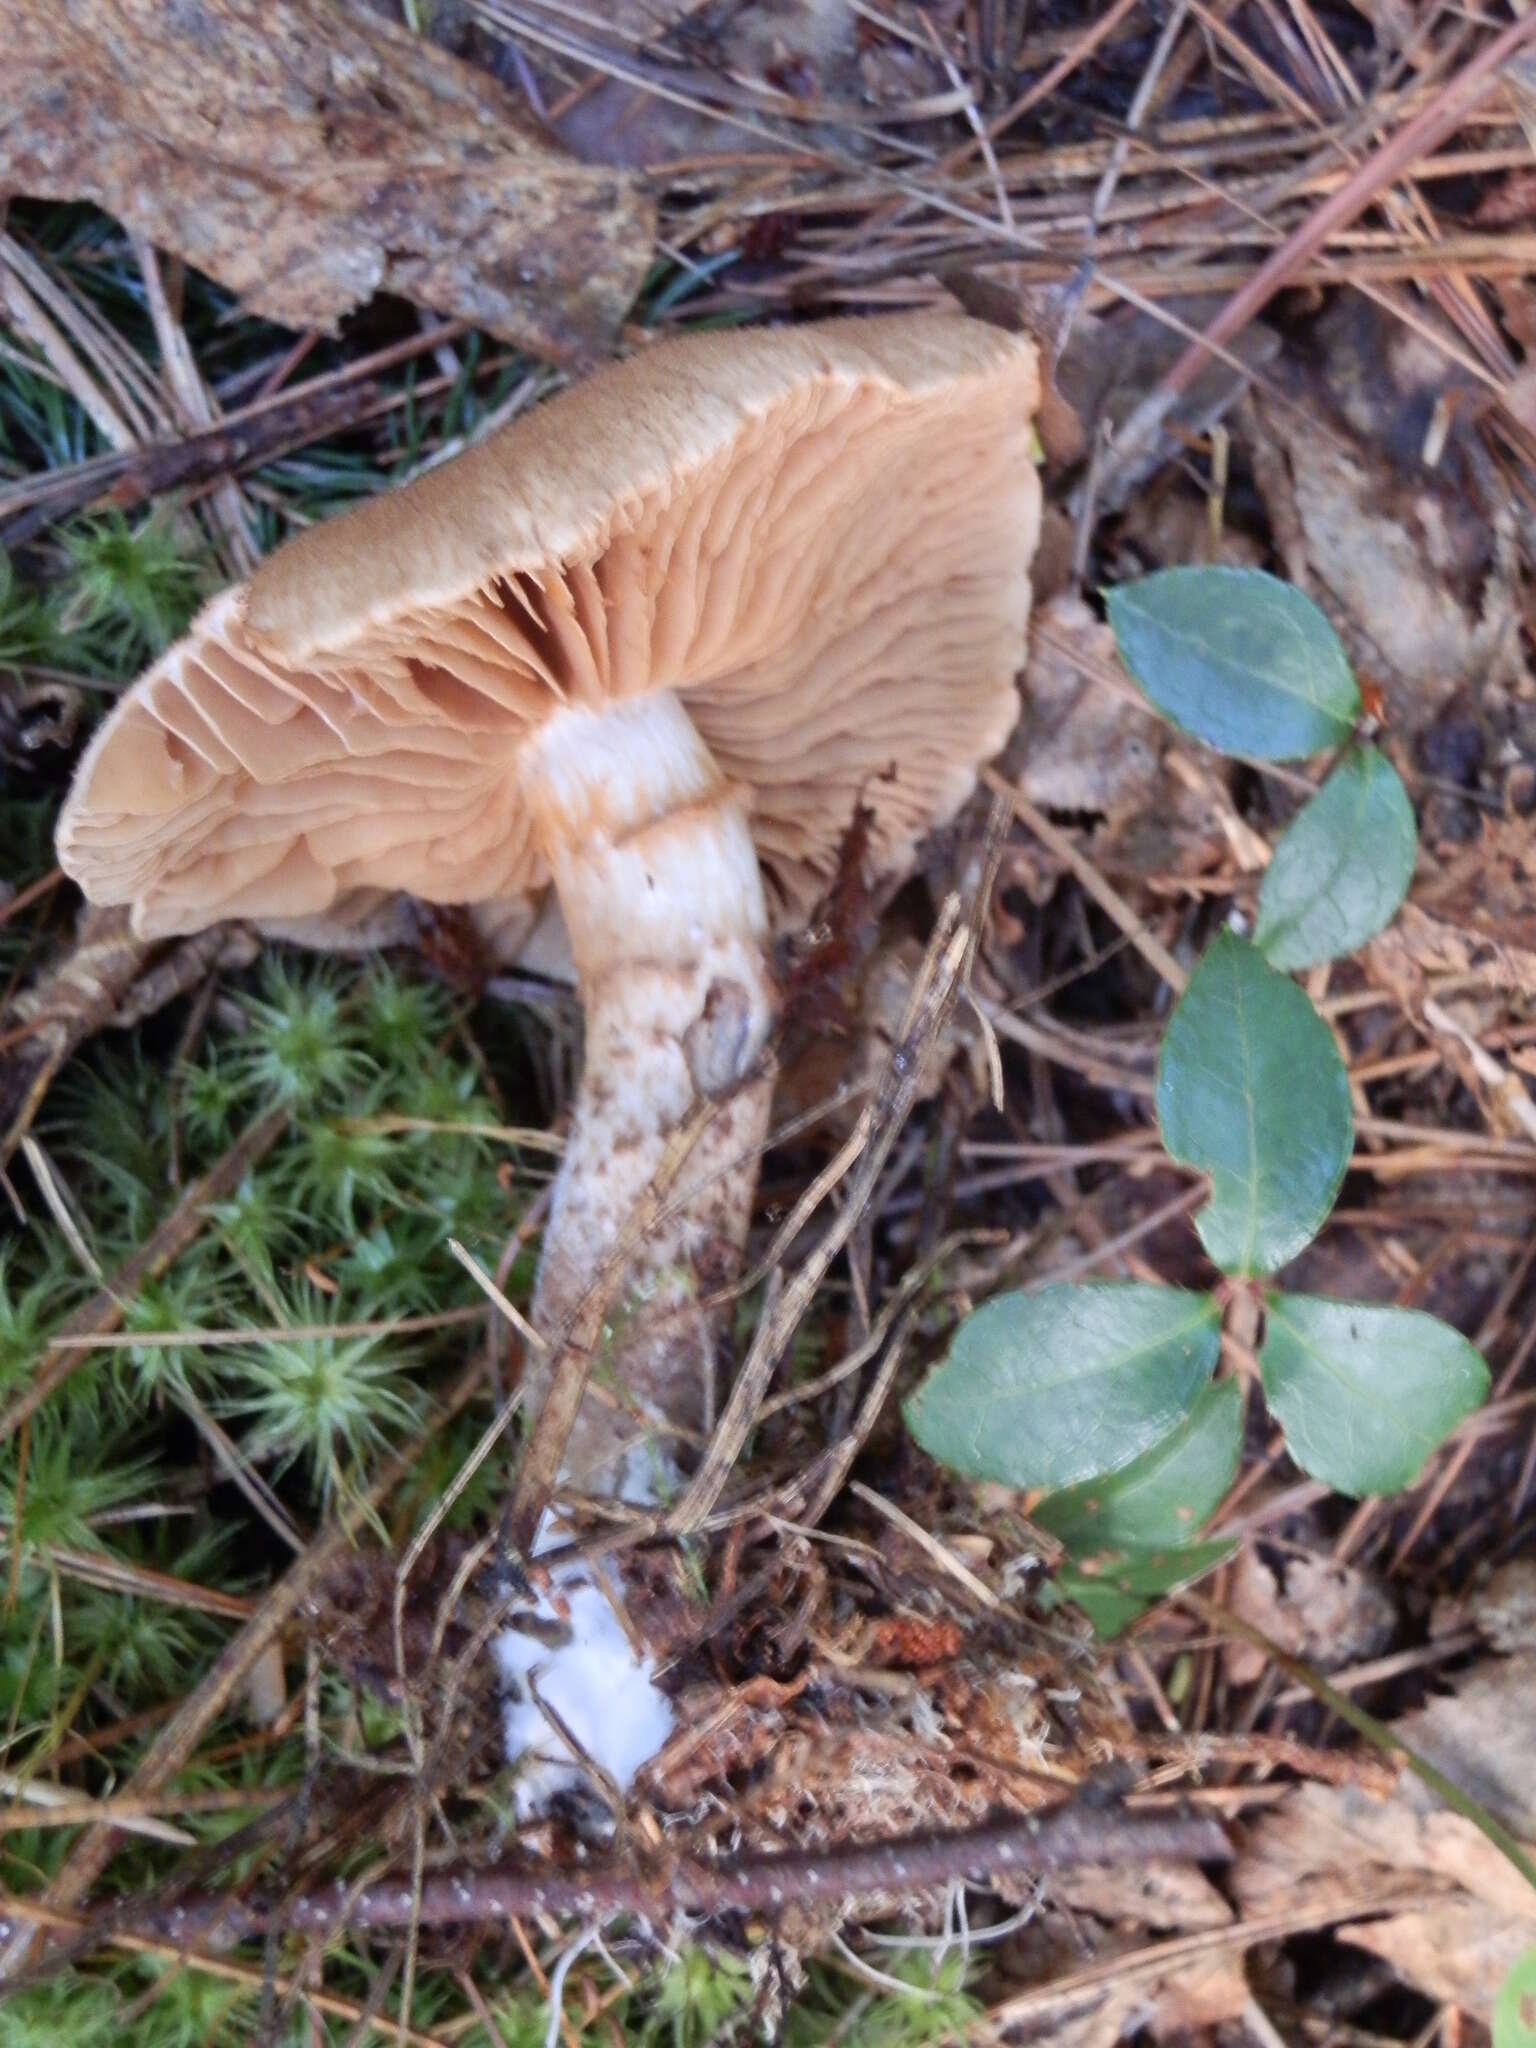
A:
[57, 312, 1041, 1501]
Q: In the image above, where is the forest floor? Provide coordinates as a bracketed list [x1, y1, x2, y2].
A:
[0, 1, 1534, 2043]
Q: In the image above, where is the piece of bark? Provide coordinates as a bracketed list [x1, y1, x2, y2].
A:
[0, 0, 653, 364]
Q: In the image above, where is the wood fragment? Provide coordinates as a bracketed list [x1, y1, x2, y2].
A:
[0, 0, 654, 365]
[0, 1800, 1230, 1966]
[0, 376, 385, 548]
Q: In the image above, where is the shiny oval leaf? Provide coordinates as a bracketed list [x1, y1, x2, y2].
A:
[1107, 566, 1359, 760]
[905, 1282, 1220, 1491]
[1255, 748, 1417, 969]
[1157, 932, 1352, 1274]
[1260, 1293, 1490, 1497]
[1033, 1378, 1243, 1554]
[1046, 1538, 1236, 1639]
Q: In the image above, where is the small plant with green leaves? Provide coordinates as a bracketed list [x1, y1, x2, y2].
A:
[907, 567, 1490, 1634]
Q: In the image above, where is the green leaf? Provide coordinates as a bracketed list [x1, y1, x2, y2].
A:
[904, 1282, 1220, 1491]
[1045, 1539, 1235, 1638]
[1106, 566, 1359, 760]
[1260, 1294, 1490, 1496]
[1157, 932, 1352, 1274]
[1255, 748, 1417, 969]
[1034, 1378, 1242, 1553]
[1495, 1946, 1536, 2048]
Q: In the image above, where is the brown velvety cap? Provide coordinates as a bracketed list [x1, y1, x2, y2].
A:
[58, 312, 1041, 940]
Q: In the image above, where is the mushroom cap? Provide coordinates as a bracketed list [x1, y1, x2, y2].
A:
[57, 313, 1041, 942]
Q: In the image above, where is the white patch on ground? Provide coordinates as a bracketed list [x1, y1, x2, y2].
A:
[493, 1516, 674, 1818]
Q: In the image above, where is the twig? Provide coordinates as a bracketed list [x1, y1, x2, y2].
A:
[0, 380, 385, 548]
[4, 1801, 1229, 1958]
[0, 915, 257, 1172]
[0, 1895, 453, 2047]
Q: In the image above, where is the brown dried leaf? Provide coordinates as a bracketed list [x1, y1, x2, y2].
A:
[1432, 1560, 1536, 1654]
[1042, 299, 1280, 514]
[1052, 1859, 1234, 1932]
[1342, 1898, 1531, 2018]
[1004, 1940, 1250, 2048]
[1417, 815, 1536, 961]
[1366, 900, 1536, 1006]
[1394, 1652, 1536, 1838]
[1018, 597, 1162, 822]
[1013, 595, 1224, 883]
[1, 0, 653, 363]
[1232, 1660, 1536, 2018]
[1145, 1952, 1252, 2034]
[1235, 1780, 1536, 1926]
[548, 1, 964, 175]
[1222, 1546, 1396, 1689]
[1245, 302, 1528, 731]
[1477, 165, 1536, 226]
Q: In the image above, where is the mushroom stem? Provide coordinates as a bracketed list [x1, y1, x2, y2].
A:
[520, 692, 776, 1501]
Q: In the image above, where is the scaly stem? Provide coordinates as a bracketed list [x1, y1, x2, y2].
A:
[519, 693, 775, 1501]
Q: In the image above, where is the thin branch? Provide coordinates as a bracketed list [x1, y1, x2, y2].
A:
[1, 1801, 1229, 1963]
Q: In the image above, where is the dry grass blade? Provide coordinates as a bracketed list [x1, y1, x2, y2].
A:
[0, 1780, 285, 1841]
[12, 1542, 257, 1621]
[45, 1306, 486, 1355]
[847, 1480, 1004, 1614]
